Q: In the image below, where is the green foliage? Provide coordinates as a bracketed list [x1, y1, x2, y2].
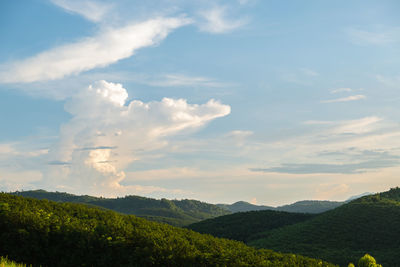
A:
[348, 263, 355, 267]
[187, 210, 315, 242]
[0, 193, 337, 267]
[248, 187, 400, 266]
[0, 257, 27, 267]
[358, 254, 382, 267]
[11, 190, 230, 226]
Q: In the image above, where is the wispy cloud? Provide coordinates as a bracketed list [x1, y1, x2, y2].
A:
[143, 73, 230, 88]
[251, 147, 400, 175]
[347, 26, 400, 46]
[51, 0, 112, 22]
[321, 94, 366, 103]
[198, 6, 247, 34]
[250, 159, 398, 174]
[0, 17, 191, 83]
[330, 87, 353, 94]
[300, 68, 319, 77]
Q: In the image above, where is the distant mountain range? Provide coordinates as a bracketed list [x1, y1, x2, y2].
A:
[217, 192, 372, 214]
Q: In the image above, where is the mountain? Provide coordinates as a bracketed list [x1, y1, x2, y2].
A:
[187, 210, 315, 243]
[218, 200, 343, 214]
[10, 190, 230, 227]
[218, 193, 371, 214]
[217, 201, 274, 213]
[248, 187, 400, 266]
[276, 200, 343, 213]
[0, 193, 337, 267]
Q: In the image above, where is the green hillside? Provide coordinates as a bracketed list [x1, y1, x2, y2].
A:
[0, 193, 337, 267]
[11, 190, 230, 226]
[249, 187, 400, 266]
[187, 210, 315, 242]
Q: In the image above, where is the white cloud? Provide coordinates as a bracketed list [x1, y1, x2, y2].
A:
[198, 6, 247, 34]
[330, 87, 353, 94]
[321, 94, 366, 103]
[0, 17, 191, 83]
[88, 80, 127, 106]
[43, 80, 230, 196]
[51, 0, 112, 22]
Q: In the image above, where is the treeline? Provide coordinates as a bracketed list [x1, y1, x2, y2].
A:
[11, 190, 230, 226]
[0, 193, 337, 267]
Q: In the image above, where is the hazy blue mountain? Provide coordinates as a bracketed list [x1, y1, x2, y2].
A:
[217, 201, 274, 213]
[276, 200, 343, 214]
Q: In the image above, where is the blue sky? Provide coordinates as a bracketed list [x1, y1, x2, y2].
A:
[1, 0, 400, 205]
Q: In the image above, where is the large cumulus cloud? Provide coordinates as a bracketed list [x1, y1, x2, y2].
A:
[44, 80, 230, 196]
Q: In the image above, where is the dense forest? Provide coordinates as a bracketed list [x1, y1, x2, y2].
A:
[0, 193, 337, 267]
[187, 210, 315, 242]
[248, 188, 400, 266]
[11, 190, 230, 227]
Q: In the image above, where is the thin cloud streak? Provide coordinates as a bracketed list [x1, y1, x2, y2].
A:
[321, 95, 366, 103]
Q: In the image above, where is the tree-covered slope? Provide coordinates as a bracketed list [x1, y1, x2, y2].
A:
[249, 187, 400, 266]
[11, 190, 230, 226]
[0, 193, 337, 267]
[187, 210, 315, 242]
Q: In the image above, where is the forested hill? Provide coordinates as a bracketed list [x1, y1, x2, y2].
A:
[249, 187, 400, 266]
[0, 193, 337, 267]
[187, 210, 316, 242]
[10, 190, 230, 227]
[218, 200, 343, 214]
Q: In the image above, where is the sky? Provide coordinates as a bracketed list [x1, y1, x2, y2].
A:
[1, 0, 400, 206]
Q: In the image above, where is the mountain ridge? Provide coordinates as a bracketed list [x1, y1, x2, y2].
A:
[10, 189, 230, 227]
